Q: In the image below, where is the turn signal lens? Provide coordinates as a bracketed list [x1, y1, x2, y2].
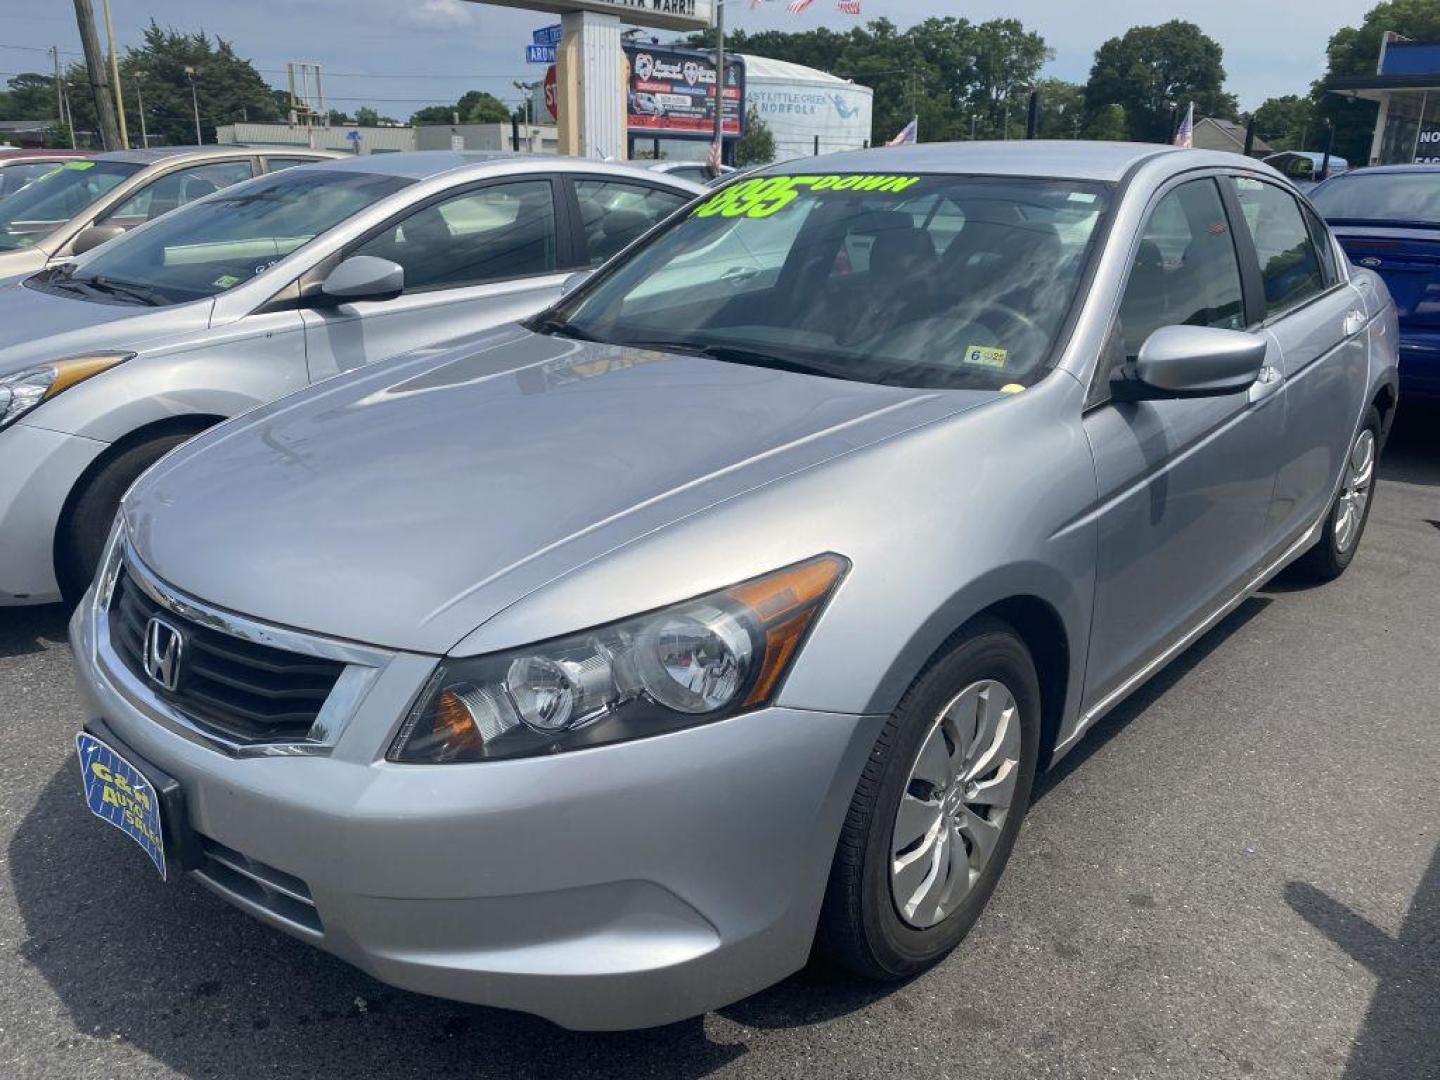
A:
[389, 554, 848, 763]
[0, 352, 133, 431]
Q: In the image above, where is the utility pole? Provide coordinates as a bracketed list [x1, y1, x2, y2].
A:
[711, 0, 726, 171]
[72, 0, 121, 150]
[50, 46, 64, 137]
[101, 0, 127, 147]
[133, 71, 147, 148]
[185, 66, 202, 145]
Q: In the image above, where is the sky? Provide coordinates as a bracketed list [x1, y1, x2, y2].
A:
[1, 0, 1367, 121]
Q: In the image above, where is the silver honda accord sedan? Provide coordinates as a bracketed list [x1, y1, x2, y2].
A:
[70, 142, 1398, 1030]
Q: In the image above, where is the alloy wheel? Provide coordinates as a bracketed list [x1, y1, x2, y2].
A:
[889, 679, 1022, 929]
[1334, 428, 1376, 554]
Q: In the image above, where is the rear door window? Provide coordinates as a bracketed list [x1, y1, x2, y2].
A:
[574, 179, 690, 266]
[1230, 177, 1327, 318]
[99, 160, 256, 227]
[352, 179, 559, 291]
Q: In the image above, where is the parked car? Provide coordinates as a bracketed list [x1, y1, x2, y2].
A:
[1311, 163, 1440, 398]
[0, 146, 341, 278]
[0, 149, 92, 199]
[647, 159, 736, 186]
[70, 142, 1396, 1031]
[0, 152, 702, 604]
[1263, 150, 1351, 191]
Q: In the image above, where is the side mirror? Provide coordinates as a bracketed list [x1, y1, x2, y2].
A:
[560, 270, 591, 298]
[316, 255, 404, 305]
[71, 224, 127, 256]
[1114, 325, 1267, 400]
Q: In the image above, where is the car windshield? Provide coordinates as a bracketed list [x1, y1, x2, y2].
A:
[1311, 172, 1440, 224]
[40, 168, 412, 307]
[0, 160, 141, 252]
[549, 172, 1111, 390]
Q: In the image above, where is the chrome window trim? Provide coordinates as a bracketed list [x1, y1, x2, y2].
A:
[91, 537, 395, 758]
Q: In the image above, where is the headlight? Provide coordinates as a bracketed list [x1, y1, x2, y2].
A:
[0, 352, 133, 431]
[390, 554, 848, 763]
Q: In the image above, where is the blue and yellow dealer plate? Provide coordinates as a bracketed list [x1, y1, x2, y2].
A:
[76, 732, 167, 880]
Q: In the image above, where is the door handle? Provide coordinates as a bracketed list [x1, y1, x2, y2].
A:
[1343, 310, 1365, 337]
[1249, 364, 1282, 404]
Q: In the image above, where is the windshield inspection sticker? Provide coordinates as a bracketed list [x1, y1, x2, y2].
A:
[694, 174, 922, 220]
[965, 345, 1008, 369]
[63, 160, 96, 171]
[211, 273, 241, 289]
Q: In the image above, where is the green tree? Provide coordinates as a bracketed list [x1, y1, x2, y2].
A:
[327, 108, 351, 126]
[1314, 0, 1440, 163]
[458, 90, 511, 123]
[1084, 20, 1238, 142]
[687, 16, 1052, 146]
[1032, 78, 1086, 139]
[63, 22, 282, 146]
[354, 106, 397, 127]
[734, 106, 775, 165]
[0, 73, 60, 121]
[409, 104, 456, 125]
[1253, 94, 1316, 152]
[1085, 103, 1129, 141]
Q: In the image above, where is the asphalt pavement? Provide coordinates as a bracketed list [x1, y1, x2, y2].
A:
[1, 407, 1436, 1080]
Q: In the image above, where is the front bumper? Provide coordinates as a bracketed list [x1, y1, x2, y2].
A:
[69, 579, 882, 1030]
[0, 421, 109, 604]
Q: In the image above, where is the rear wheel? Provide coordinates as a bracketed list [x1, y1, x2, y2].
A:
[56, 433, 195, 603]
[817, 618, 1040, 979]
[1289, 407, 1381, 583]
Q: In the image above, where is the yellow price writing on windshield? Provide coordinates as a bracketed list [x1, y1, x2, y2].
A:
[694, 174, 922, 220]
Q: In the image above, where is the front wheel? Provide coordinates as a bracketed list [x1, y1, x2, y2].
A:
[1288, 407, 1381, 584]
[817, 618, 1041, 979]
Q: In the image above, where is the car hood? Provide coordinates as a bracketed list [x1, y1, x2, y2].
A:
[127, 325, 988, 653]
[0, 275, 213, 375]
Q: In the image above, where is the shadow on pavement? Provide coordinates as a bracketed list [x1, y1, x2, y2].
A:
[1379, 400, 1440, 488]
[0, 604, 70, 661]
[1285, 845, 1440, 1080]
[1035, 596, 1271, 800]
[9, 758, 892, 1078]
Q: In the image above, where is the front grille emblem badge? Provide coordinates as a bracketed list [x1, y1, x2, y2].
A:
[142, 616, 185, 692]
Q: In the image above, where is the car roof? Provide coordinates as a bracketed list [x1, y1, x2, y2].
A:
[94, 146, 340, 165]
[754, 140, 1250, 183]
[1329, 163, 1440, 176]
[0, 148, 91, 161]
[301, 150, 707, 188]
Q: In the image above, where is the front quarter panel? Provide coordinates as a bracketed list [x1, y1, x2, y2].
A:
[461, 372, 1099, 741]
[24, 309, 311, 442]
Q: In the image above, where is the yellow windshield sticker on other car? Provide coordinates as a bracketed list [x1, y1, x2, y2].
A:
[964, 345, 1008, 369]
[693, 174, 922, 220]
[212, 273, 241, 289]
[1001, 383, 1025, 393]
[63, 160, 96, 170]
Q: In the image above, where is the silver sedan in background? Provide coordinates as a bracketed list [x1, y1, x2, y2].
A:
[0, 146, 341, 277]
[71, 142, 1396, 1030]
[0, 152, 702, 605]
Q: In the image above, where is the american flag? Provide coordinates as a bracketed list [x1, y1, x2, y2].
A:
[1173, 102, 1194, 148]
[885, 116, 918, 147]
[787, 0, 814, 12]
[836, 0, 861, 11]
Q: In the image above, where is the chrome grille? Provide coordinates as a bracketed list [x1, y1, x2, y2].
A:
[108, 566, 346, 744]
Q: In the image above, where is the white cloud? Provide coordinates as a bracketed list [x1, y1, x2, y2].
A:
[407, 0, 476, 32]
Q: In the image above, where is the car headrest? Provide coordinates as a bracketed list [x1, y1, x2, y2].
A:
[869, 226, 935, 282]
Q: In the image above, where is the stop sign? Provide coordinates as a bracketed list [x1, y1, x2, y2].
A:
[543, 64, 558, 120]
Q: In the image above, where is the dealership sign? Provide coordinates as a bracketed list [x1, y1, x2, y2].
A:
[1416, 127, 1440, 164]
[625, 44, 743, 140]
[479, 0, 714, 32]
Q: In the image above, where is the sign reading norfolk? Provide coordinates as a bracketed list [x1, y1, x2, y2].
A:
[478, 0, 713, 31]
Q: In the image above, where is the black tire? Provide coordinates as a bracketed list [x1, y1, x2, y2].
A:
[56, 433, 195, 603]
[817, 617, 1041, 980]
[1287, 406, 1382, 584]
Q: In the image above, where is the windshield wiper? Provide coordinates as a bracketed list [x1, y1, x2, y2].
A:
[527, 312, 600, 342]
[616, 339, 871, 383]
[69, 275, 163, 306]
